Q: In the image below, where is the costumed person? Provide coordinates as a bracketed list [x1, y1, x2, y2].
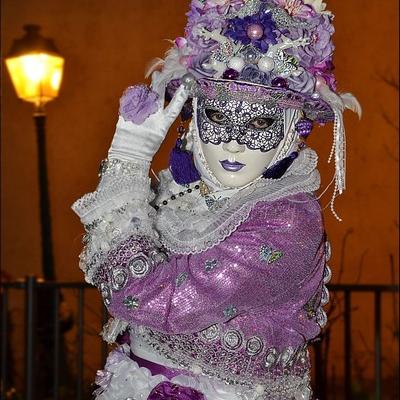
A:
[72, 1, 361, 399]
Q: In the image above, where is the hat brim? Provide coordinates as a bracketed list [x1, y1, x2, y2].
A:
[193, 78, 334, 124]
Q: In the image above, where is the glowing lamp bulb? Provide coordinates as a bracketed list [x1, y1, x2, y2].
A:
[5, 25, 64, 108]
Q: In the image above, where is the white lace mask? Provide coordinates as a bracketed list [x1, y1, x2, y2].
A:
[192, 97, 301, 189]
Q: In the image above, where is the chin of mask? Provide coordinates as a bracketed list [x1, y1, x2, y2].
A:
[197, 97, 285, 188]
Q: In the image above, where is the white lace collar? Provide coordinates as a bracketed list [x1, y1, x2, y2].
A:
[155, 148, 320, 255]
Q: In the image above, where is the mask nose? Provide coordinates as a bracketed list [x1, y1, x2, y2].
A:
[222, 140, 246, 153]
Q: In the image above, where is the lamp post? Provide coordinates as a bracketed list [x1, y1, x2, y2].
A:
[5, 24, 64, 280]
[5, 25, 71, 399]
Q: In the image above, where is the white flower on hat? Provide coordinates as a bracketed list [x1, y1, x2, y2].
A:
[303, 0, 333, 16]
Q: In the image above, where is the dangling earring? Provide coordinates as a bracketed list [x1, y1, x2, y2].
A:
[295, 117, 313, 138]
[169, 120, 201, 185]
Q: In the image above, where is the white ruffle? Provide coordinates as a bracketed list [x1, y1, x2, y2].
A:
[95, 345, 265, 400]
[96, 344, 312, 400]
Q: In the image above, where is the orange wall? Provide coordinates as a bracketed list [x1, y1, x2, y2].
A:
[1, 0, 398, 384]
[1, 0, 398, 284]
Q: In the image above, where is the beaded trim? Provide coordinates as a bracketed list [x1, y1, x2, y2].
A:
[134, 325, 311, 388]
[154, 183, 201, 210]
[191, 79, 335, 123]
[98, 158, 150, 179]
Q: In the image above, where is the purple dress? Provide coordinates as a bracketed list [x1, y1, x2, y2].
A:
[73, 153, 329, 400]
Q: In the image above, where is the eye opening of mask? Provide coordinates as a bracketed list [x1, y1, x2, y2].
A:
[204, 108, 229, 126]
[247, 116, 277, 131]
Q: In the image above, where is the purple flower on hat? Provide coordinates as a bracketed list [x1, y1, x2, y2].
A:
[203, 0, 244, 15]
[185, 4, 225, 51]
[225, 12, 278, 53]
[308, 59, 337, 91]
[286, 68, 316, 94]
[240, 64, 271, 86]
[286, 14, 334, 70]
[274, 0, 316, 19]
[119, 85, 159, 125]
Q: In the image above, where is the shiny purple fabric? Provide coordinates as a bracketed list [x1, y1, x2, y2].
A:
[107, 193, 325, 350]
[130, 353, 181, 380]
[147, 381, 205, 400]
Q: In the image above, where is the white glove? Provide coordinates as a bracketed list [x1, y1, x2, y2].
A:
[108, 84, 189, 162]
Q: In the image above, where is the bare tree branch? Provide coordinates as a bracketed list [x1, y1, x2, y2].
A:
[381, 110, 399, 131]
[376, 72, 399, 91]
[355, 249, 368, 284]
[337, 228, 354, 284]
[383, 144, 399, 162]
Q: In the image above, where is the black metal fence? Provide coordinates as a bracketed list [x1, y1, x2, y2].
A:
[1, 277, 398, 400]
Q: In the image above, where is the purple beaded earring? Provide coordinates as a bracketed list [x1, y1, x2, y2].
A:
[295, 118, 313, 138]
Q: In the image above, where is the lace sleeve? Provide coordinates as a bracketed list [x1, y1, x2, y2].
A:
[72, 158, 158, 284]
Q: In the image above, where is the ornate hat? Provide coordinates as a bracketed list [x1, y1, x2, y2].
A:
[147, 0, 361, 219]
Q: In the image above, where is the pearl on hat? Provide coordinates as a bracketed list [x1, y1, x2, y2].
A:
[222, 68, 240, 80]
[243, 48, 259, 64]
[257, 56, 275, 72]
[228, 56, 245, 72]
[315, 75, 327, 91]
[181, 73, 195, 90]
[271, 77, 288, 89]
[179, 55, 191, 67]
[247, 23, 264, 40]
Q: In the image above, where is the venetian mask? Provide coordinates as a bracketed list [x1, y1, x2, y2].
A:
[195, 96, 286, 188]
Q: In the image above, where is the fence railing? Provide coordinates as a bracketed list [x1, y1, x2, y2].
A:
[1, 277, 398, 400]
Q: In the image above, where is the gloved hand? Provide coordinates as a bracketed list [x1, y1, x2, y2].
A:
[108, 79, 189, 162]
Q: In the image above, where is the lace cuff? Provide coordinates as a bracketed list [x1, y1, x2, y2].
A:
[72, 158, 153, 225]
[72, 158, 158, 284]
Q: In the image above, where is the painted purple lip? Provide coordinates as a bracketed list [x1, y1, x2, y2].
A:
[219, 160, 246, 172]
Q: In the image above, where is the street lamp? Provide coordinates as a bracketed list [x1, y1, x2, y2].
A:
[5, 24, 65, 280]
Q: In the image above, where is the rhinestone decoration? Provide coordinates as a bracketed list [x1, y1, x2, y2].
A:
[226, 0, 261, 19]
[128, 253, 151, 278]
[264, 347, 278, 368]
[223, 305, 238, 318]
[136, 326, 310, 390]
[246, 336, 264, 356]
[323, 265, 332, 284]
[273, 50, 299, 76]
[259, 245, 283, 264]
[279, 346, 295, 367]
[270, 6, 312, 30]
[204, 259, 218, 272]
[195, 79, 305, 109]
[197, 97, 284, 152]
[240, 45, 263, 64]
[320, 286, 330, 306]
[148, 249, 167, 265]
[111, 268, 128, 291]
[98, 158, 149, 178]
[205, 196, 229, 212]
[100, 283, 112, 306]
[176, 272, 189, 287]
[222, 330, 243, 351]
[316, 308, 328, 328]
[200, 324, 220, 342]
[211, 40, 235, 63]
[325, 241, 332, 262]
[123, 296, 140, 310]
